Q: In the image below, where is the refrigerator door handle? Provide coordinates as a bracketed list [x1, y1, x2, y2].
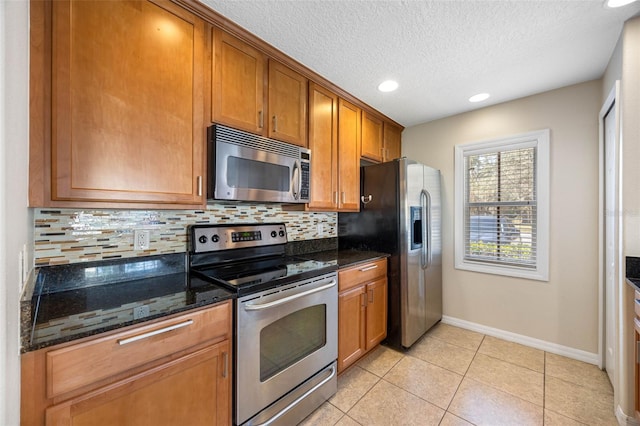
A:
[420, 189, 432, 269]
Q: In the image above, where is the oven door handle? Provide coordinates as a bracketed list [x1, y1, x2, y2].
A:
[243, 279, 337, 311]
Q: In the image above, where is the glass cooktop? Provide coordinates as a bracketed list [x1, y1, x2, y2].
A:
[190, 255, 337, 296]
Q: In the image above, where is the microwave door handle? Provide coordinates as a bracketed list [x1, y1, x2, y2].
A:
[291, 160, 300, 200]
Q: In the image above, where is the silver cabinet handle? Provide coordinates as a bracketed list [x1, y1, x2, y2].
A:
[272, 115, 278, 132]
[222, 351, 229, 378]
[244, 279, 336, 311]
[341, 191, 346, 204]
[197, 176, 202, 197]
[118, 320, 194, 345]
[258, 111, 264, 129]
[359, 264, 378, 272]
[334, 191, 339, 206]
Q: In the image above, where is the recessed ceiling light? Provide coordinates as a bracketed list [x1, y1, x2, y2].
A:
[469, 93, 490, 103]
[378, 80, 399, 92]
[606, 0, 637, 7]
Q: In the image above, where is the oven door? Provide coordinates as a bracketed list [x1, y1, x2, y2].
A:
[236, 272, 337, 425]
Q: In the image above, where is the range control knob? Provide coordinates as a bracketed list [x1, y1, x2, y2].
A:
[279, 230, 285, 237]
[212, 234, 220, 243]
[198, 235, 208, 244]
[271, 231, 277, 238]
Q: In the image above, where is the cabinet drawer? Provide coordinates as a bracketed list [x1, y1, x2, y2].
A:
[46, 301, 231, 398]
[339, 258, 387, 292]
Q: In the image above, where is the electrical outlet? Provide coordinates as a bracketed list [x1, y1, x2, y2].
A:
[134, 230, 150, 250]
[133, 305, 150, 320]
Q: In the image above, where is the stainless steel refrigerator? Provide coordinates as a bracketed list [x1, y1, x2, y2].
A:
[338, 158, 442, 349]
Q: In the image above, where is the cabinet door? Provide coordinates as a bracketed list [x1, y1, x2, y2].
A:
[383, 122, 402, 162]
[361, 111, 384, 162]
[268, 60, 308, 147]
[51, 0, 205, 205]
[212, 29, 266, 134]
[308, 83, 338, 210]
[337, 99, 361, 211]
[46, 341, 231, 426]
[338, 285, 366, 373]
[635, 315, 640, 420]
[365, 278, 388, 351]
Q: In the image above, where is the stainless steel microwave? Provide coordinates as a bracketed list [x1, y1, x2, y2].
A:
[208, 124, 311, 203]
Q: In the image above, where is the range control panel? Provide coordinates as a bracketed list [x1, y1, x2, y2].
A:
[190, 223, 287, 253]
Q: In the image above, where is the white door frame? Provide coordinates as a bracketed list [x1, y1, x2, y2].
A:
[598, 82, 621, 384]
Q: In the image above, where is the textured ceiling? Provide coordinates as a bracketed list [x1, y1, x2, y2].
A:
[199, 0, 640, 127]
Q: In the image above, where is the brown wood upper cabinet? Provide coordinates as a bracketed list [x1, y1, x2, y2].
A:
[303, 84, 359, 212]
[306, 83, 338, 210]
[360, 111, 384, 162]
[337, 99, 362, 211]
[212, 28, 266, 135]
[268, 60, 308, 147]
[212, 29, 308, 147]
[30, 0, 206, 207]
[383, 121, 402, 162]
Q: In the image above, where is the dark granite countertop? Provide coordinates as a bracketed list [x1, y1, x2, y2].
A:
[21, 253, 235, 353]
[626, 256, 640, 291]
[20, 238, 388, 353]
[298, 249, 390, 269]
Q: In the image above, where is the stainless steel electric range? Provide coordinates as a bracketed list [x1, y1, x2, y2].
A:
[188, 223, 338, 426]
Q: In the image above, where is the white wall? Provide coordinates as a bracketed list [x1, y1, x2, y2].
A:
[603, 35, 623, 102]
[620, 15, 640, 420]
[1, 0, 31, 424]
[403, 80, 602, 354]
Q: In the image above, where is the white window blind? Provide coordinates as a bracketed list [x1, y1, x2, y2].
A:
[454, 129, 549, 281]
[464, 146, 536, 267]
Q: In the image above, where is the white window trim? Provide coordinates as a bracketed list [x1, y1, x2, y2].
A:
[454, 129, 550, 281]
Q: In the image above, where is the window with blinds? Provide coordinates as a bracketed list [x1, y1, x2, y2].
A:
[454, 130, 549, 281]
[465, 146, 536, 267]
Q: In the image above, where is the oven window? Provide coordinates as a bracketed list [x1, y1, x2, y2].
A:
[227, 157, 290, 191]
[260, 304, 326, 382]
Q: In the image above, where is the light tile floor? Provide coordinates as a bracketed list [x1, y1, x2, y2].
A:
[300, 323, 617, 426]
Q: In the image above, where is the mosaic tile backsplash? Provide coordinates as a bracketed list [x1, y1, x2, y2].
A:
[34, 204, 337, 266]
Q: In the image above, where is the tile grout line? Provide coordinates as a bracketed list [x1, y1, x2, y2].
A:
[439, 333, 487, 424]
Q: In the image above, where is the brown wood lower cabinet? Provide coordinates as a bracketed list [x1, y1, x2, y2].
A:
[337, 259, 388, 373]
[635, 289, 640, 421]
[45, 341, 229, 426]
[22, 301, 232, 426]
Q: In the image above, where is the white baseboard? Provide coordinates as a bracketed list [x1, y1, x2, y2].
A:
[616, 405, 640, 426]
[441, 315, 600, 365]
